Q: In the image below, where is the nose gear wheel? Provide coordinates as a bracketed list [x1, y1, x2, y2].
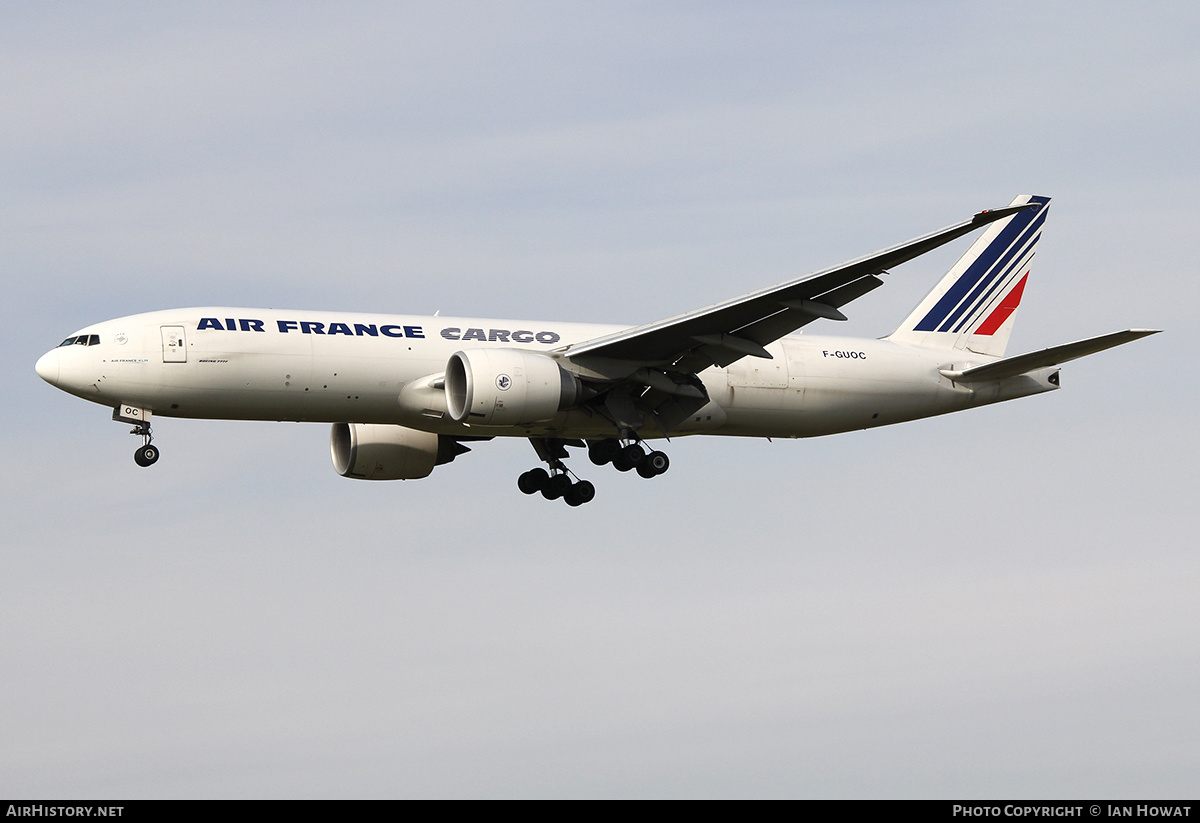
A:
[129, 422, 160, 467]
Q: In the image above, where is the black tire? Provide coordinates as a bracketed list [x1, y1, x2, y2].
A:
[587, 441, 611, 466]
[542, 473, 572, 500]
[645, 451, 669, 475]
[612, 454, 634, 472]
[622, 444, 645, 466]
[134, 445, 159, 467]
[564, 480, 596, 506]
[518, 468, 549, 495]
[636, 461, 657, 478]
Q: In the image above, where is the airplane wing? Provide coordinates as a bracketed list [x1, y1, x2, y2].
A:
[939, 329, 1162, 383]
[562, 201, 1042, 372]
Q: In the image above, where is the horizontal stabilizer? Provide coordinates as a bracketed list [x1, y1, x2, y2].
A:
[940, 329, 1160, 383]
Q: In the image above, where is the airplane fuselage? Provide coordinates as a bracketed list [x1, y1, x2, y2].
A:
[35, 307, 1058, 441]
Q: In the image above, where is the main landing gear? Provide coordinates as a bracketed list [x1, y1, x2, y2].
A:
[517, 466, 596, 507]
[517, 436, 670, 506]
[587, 438, 670, 479]
[130, 422, 160, 467]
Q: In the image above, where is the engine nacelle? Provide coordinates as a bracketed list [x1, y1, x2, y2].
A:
[445, 348, 578, 426]
[330, 423, 439, 480]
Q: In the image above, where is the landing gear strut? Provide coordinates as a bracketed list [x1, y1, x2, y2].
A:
[130, 422, 160, 467]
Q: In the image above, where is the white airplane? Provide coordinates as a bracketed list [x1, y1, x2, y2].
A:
[35, 195, 1157, 505]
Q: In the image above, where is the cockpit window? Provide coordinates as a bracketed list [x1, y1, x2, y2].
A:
[58, 335, 102, 347]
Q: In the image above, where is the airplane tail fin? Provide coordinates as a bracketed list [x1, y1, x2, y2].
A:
[887, 194, 1050, 357]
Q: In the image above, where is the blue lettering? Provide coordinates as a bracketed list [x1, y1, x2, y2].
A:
[380, 325, 406, 338]
[239, 319, 265, 332]
[198, 317, 224, 331]
[278, 320, 298, 333]
[404, 325, 424, 339]
[300, 321, 326, 334]
[328, 322, 353, 336]
[354, 324, 378, 337]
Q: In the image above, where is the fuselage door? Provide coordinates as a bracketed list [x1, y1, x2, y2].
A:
[161, 326, 187, 363]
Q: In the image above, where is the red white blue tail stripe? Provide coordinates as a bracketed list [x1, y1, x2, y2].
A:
[889, 195, 1049, 357]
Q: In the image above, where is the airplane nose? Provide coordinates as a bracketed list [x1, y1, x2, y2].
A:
[35, 349, 59, 385]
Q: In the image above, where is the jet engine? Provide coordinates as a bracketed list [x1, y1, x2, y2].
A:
[330, 423, 439, 480]
[445, 348, 579, 426]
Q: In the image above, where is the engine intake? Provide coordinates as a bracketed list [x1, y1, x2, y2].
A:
[445, 348, 578, 426]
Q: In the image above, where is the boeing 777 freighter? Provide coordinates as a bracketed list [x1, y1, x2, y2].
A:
[35, 195, 1157, 505]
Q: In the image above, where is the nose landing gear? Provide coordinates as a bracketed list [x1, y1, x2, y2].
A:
[130, 422, 159, 467]
[114, 405, 160, 468]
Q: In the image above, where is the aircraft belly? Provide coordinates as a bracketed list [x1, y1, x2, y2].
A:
[800, 361, 975, 435]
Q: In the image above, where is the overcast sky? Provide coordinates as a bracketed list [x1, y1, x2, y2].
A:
[3, 2, 1197, 799]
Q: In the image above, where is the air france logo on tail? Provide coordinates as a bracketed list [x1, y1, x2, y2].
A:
[887, 195, 1050, 358]
[912, 196, 1048, 335]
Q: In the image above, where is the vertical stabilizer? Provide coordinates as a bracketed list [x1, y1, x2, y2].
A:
[887, 194, 1050, 357]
